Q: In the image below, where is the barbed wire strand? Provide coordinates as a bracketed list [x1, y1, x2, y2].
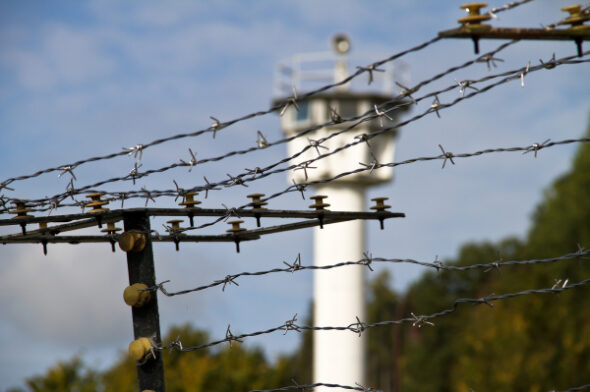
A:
[0, 37, 444, 190]
[155, 277, 590, 352]
[0, 39, 522, 208]
[3, 52, 587, 215]
[147, 247, 589, 297]
[2, 134, 588, 227]
[248, 382, 378, 392]
[0, 0, 538, 195]
[247, 381, 590, 392]
[127, 54, 590, 234]
[3, 134, 588, 227]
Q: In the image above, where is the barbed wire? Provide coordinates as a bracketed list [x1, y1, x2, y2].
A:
[0, 0, 542, 203]
[2, 134, 588, 230]
[155, 276, 590, 353]
[0, 36, 447, 191]
[553, 385, 590, 392]
[0, 40, 520, 208]
[146, 247, 589, 297]
[3, 52, 587, 216]
[2, 135, 588, 231]
[246, 381, 590, 392]
[488, 0, 535, 16]
[246, 380, 590, 392]
[248, 381, 379, 392]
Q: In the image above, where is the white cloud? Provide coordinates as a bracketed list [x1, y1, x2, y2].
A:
[0, 244, 129, 345]
[0, 23, 115, 91]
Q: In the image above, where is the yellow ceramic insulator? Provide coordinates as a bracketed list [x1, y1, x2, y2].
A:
[85, 192, 109, 213]
[178, 192, 201, 208]
[128, 337, 153, 362]
[370, 197, 391, 212]
[101, 221, 121, 235]
[166, 219, 184, 231]
[309, 195, 330, 211]
[118, 230, 146, 253]
[247, 193, 268, 209]
[123, 283, 152, 307]
[458, 2, 491, 26]
[226, 220, 246, 233]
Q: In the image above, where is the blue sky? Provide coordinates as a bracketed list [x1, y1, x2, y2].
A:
[1, 1, 589, 389]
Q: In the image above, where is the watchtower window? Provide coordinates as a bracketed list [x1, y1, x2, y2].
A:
[295, 101, 310, 122]
[339, 100, 358, 119]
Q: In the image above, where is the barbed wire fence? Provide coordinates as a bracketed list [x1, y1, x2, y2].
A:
[1, 1, 590, 391]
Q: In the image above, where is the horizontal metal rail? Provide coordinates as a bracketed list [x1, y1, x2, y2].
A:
[0, 211, 404, 245]
[438, 27, 590, 41]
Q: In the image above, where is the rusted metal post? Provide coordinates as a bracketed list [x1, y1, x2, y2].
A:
[123, 211, 165, 392]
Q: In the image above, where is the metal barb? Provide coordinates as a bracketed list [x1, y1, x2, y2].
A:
[292, 180, 307, 199]
[410, 312, 435, 328]
[283, 253, 302, 272]
[119, 193, 127, 208]
[225, 325, 243, 347]
[438, 144, 455, 168]
[58, 165, 77, 181]
[484, 261, 502, 273]
[329, 106, 343, 123]
[455, 79, 480, 97]
[216, 275, 239, 291]
[173, 180, 185, 202]
[354, 382, 378, 392]
[477, 54, 504, 70]
[520, 61, 531, 88]
[359, 160, 379, 175]
[523, 139, 551, 158]
[145, 280, 171, 296]
[280, 86, 300, 116]
[222, 203, 241, 221]
[540, 53, 557, 69]
[362, 251, 374, 271]
[210, 116, 223, 138]
[47, 196, 62, 216]
[203, 176, 221, 198]
[294, 161, 317, 181]
[351, 316, 368, 337]
[356, 64, 385, 85]
[123, 144, 144, 160]
[283, 314, 300, 335]
[433, 255, 444, 272]
[245, 167, 264, 178]
[256, 130, 269, 148]
[373, 104, 393, 127]
[431, 96, 442, 118]
[395, 81, 418, 104]
[307, 137, 329, 157]
[129, 163, 143, 185]
[480, 294, 495, 308]
[552, 279, 569, 290]
[179, 148, 197, 172]
[226, 173, 248, 188]
[354, 133, 377, 161]
[141, 187, 155, 206]
[65, 178, 75, 197]
[0, 181, 15, 192]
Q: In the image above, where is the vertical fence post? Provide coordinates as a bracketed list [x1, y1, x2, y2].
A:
[123, 211, 166, 392]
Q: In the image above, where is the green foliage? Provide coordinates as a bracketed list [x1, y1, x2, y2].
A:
[400, 118, 590, 392]
[21, 357, 100, 392]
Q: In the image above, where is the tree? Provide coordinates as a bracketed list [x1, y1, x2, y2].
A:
[400, 117, 590, 392]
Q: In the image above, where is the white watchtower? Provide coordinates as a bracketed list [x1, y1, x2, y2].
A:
[274, 35, 409, 389]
